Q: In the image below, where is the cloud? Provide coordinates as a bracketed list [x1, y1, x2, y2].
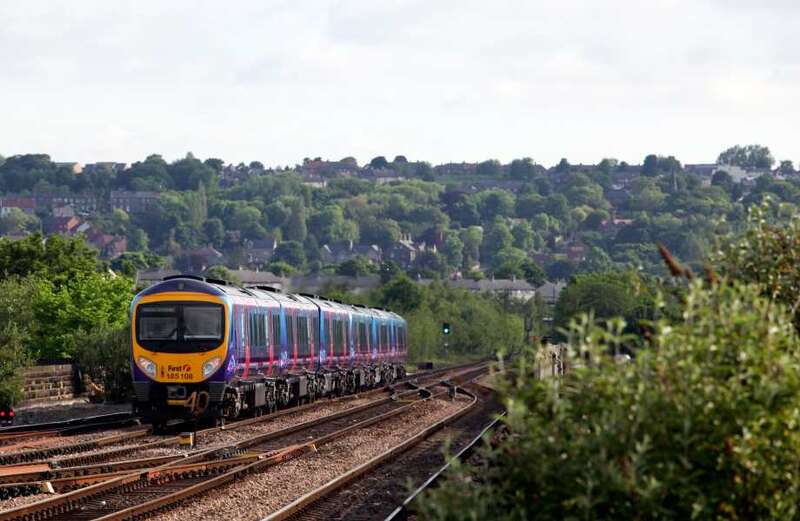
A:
[0, 0, 797, 166]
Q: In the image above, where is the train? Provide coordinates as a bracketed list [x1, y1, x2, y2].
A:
[130, 275, 408, 429]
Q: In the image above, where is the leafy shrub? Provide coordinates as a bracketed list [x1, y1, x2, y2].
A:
[0, 324, 30, 405]
[73, 325, 132, 402]
[418, 281, 800, 519]
[716, 199, 800, 332]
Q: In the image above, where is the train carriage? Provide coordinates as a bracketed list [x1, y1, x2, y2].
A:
[131, 275, 407, 428]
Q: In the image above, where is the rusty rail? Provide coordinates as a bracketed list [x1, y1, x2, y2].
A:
[263, 386, 480, 521]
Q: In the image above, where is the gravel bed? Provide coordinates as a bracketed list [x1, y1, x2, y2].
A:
[48, 435, 164, 463]
[12, 402, 131, 426]
[0, 493, 52, 512]
[130, 395, 390, 461]
[152, 395, 471, 521]
[0, 426, 149, 454]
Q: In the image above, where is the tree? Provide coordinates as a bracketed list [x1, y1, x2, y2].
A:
[711, 170, 734, 191]
[273, 241, 306, 268]
[0, 208, 39, 234]
[512, 222, 534, 252]
[32, 272, 134, 358]
[481, 219, 513, 264]
[546, 259, 575, 281]
[554, 270, 652, 332]
[555, 158, 570, 173]
[461, 226, 483, 269]
[336, 256, 377, 276]
[285, 198, 308, 242]
[414, 162, 435, 181]
[359, 219, 401, 249]
[521, 259, 545, 286]
[515, 193, 546, 218]
[0, 233, 97, 284]
[203, 218, 225, 248]
[477, 190, 515, 221]
[204, 265, 240, 284]
[628, 177, 666, 212]
[420, 282, 800, 520]
[369, 156, 389, 169]
[597, 158, 618, 175]
[476, 160, 502, 177]
[780, 160, 796, 175]
[169, 153, 217, 190]
[577, 246, 613, 274]
[509, 158, 536, 180]
[642, 154, 659, 176]
[441, 232, 464, 269]
[717, 144, 775, 169]
[393, 155, 408, 163]
[378, 274, 423, 312]
[0, 323, 29, 405]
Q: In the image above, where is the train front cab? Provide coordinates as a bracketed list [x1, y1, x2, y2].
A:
[130, 279, 232, 427]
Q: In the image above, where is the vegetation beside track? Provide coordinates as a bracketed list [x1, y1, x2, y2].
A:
[419, 202, 800, 520]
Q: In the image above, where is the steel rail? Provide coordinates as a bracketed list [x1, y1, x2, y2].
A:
[0, 381, 448, 520]
[96, 387, 448, 521]
[262, 386, 480, 521]
[384, 411, 506, 521]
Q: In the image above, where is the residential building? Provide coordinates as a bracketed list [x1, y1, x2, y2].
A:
[110, 191, 161, 214]
[0, 197, 36, 216]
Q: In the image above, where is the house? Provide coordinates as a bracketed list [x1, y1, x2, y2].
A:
[536, 281, 566, 305]
[434, 163, 478, 177]
[33, 192, 99, 214]
[82, 162, 128, 175]
[0, 197, 36, 216]
[352, 244, 382, 263]
[300, 174, 327, 188]
[110, 191, 161, 214]
[84, 227, 127, 259]
[246, 238, 279, 267]
[178, 246, 225, 272]
[556, 241, 588, 263]
[52, 205, 76, 218]
[599, 217, 635, 234]
[443, 278, 538, 301]
[384, 238, 419, 268]
[300, 158, 359, 179]
[55, 162, 83, 174]
[44, 216, 81, 235]
[358, 168, 406, 185]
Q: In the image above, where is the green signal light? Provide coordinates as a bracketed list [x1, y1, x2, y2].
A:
[442, 322, 451, 335]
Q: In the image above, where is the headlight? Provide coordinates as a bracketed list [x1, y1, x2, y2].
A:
[202, 357, 222, 378]
[137, 356, 156, 377]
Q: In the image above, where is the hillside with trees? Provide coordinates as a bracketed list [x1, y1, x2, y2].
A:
[0, 145, 795, 285]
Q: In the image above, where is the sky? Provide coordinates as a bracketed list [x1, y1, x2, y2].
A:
[1, 0, 798, 168]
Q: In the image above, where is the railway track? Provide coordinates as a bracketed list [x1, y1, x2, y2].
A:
[0, 361, 488, 519]
[0, 380, 459, 520]
[0, 361, 479, 469]
[273, 384, 501, 521]
[261, 370, 496, 521]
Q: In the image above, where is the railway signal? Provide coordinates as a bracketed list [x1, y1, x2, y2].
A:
[442, 322, 450, 335]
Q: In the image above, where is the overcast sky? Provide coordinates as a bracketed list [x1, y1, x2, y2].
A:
[1, 0, 798, 167]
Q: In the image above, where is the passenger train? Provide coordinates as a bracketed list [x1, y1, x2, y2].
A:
[130, 275, 408, 428]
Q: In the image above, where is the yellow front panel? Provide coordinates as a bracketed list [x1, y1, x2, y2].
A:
[132, 292, 229, 383]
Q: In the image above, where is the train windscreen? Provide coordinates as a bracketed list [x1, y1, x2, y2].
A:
[137, 302, 224, 353]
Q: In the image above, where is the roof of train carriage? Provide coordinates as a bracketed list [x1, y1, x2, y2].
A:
[248, 287, 318, 311]
[138, 275, 227, 297]
[144, 276, 405, 321]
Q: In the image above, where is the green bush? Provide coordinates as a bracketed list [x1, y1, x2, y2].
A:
[418, 281, 800, 520]
[73, 325, 132, 402]
[0, 324, 30, 405]
[715, 199, 800, 332]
